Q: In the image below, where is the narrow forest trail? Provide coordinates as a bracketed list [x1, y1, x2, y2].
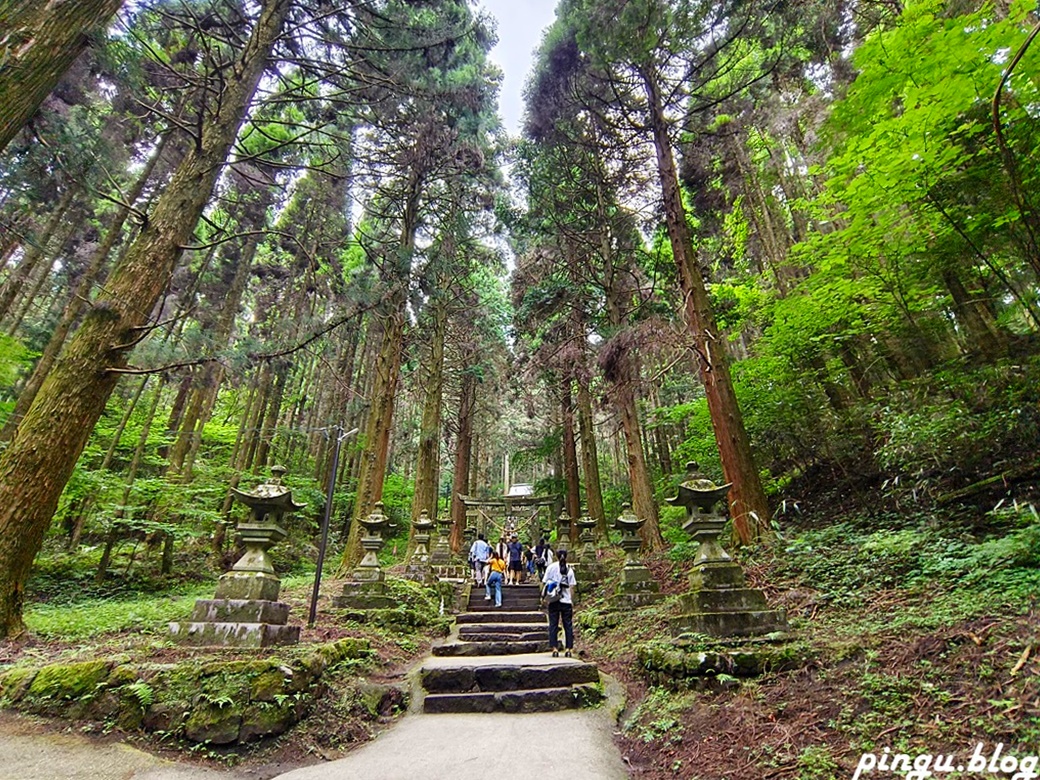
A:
[273, 583, 627, 779]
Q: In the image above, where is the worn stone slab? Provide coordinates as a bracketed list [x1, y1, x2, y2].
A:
[669, 609, 788, 638]
[168, 621, 300, 647]
[420, 667, 477, 694]
[459, 631, 545, 643]
[456, 611, 545, 624]
[332, 594, 393, 610]
[213, 571, 281, 601]
[189, 599, 290, 624]
[423, 685, 602, 714]
[431, 640, 548, 657]
[678, 587, 770, 614]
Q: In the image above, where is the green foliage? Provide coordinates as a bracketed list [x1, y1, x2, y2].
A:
[24, 587, 208, 639]
[624, 686, 694, 744]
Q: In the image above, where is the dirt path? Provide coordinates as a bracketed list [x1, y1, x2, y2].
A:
[0, 713, 236, 780]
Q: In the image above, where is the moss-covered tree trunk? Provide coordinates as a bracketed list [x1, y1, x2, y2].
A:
[642, 67, 770, 546]
[0, 0, 292, 638]
[0, 0, 123, 153]
[412, 297, 447, 524]
[450, 368, 477, 544]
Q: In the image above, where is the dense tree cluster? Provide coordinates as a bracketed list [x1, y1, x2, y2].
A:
[0, 0, 1037, 638]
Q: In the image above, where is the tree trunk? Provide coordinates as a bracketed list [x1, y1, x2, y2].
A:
[413, 298, 447, 523]
[341, 182, 421, 570]
[0, 188, 75, 322]
[642, 67, 770, 545]
[0, 0, 123, 153]
[560, 383, 581, 542]
[450, 368, 477, 534]
[168, 231, 258, 479]
[0, 135, 175, 443]
[576, 376, 606, 537]
[0, 0, 292, 638]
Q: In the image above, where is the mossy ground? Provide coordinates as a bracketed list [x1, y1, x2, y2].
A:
[0, 572, 448, 771]
[580, 485, 1040, 780]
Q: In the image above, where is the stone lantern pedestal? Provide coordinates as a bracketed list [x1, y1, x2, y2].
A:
[403, 510, 436, 584]
[667, 463, 788, 639]
[612, 505, 663, 609]
[556, 511, 573, 550]
[171, 466, 303, 647]
[573, 515, 606, 585]
[334, 503, 393, 609]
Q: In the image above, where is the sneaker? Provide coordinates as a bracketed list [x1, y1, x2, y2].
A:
[484, 596, 491, 601]
[551, 649, 559, 658]
[564, 650, 572, 658]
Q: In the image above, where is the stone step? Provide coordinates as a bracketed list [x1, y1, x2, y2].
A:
[456, 611, 545, 625]
[423, 684, 602, 714]
[421, 662, 599, 693]
[432, 639, 549, 657]
[459, 622, 547, 636]
[459, 631, 545, 643]
[468, 595, 543, 607]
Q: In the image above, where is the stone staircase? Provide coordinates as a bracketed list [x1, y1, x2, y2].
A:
[419, 583, 603, 713]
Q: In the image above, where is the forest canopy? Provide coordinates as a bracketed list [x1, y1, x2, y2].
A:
[0, 0, 1037, 641]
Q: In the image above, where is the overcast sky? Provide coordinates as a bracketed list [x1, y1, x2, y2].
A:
[478, 0, 559, 136]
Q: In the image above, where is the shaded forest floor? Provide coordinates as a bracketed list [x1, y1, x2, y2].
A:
[1, 464, 1038, 779]
[590, 474, 1040, 780]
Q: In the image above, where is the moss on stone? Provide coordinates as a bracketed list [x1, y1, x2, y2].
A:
[0, 667, 37, 704]
[27, 660, 112, 702]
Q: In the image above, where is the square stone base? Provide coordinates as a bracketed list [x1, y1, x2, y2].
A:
[333, 581, 393, 610]
[190, 599, 290, 624]
[669, 608, 789, 639]
[214, 571, 281, 601]
[679, 588, 770, 614]
[170, 621, 300, 647]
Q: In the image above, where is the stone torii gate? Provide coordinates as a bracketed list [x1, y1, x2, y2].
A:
[456, 487, 562, 545]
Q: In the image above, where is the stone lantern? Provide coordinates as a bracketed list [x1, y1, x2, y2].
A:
[612, 504, 662, 608]
[574, 515, 606, 584]
[429, 513, 454, 566]
[333, 502, 393, 609]
[667, 462, 788, 638]
[555, 510, 573, 551]
[171, 465, 304, 647]
[404, 509, 436, 583]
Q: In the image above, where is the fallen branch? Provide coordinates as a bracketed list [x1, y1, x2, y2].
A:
[935, 461, 1040, 505]
[1011, 644, 1032, 676]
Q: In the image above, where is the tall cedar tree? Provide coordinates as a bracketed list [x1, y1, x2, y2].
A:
[0, 0, 123, 152]
[0, 0, 292, 638]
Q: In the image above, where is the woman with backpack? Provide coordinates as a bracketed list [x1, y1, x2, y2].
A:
[533, 537, 553, 581]
[542, 549, 577, 657]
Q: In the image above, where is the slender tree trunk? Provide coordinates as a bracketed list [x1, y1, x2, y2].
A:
[413, 298, 447, 522]
[0, 0, 123, 153]
[96, 382, 163, 583]
[561, 383, 581, 541]
[642, 67, 770, 545]
[341, 184, 420, 569]
[576, 376, 606, 536]
[0, 138, 172, 442]
[0, 0, 292, 638]
[450, 368, 477, 534]
[0, 188, 75, 322]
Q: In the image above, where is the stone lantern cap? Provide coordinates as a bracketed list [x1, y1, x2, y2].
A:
[667, 461, 731, 514]
[230, 466, 305, 522]
[614, 503, 645, 532]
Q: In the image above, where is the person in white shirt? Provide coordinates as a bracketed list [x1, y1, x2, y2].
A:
[542, 549, 577, 657]
[468, 533, 491, 586]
